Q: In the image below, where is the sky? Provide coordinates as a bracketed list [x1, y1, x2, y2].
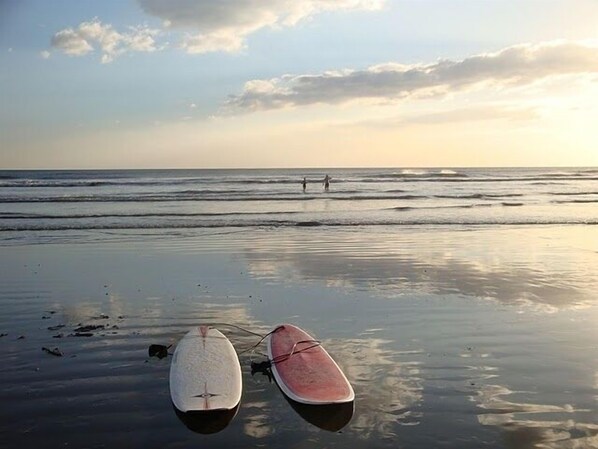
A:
[0, 0, 597, 169]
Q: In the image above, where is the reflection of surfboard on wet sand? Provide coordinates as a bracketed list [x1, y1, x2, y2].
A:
[170, 326, 242, 413]
[267, 323, 354, 405]
[284, 397, 354, 431]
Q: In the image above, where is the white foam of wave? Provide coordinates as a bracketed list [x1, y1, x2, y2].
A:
[401, 169, 427, 176]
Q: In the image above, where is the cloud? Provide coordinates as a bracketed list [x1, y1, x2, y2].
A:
[52, 27, 94, 56]
[225, 41, 598, 112]
[50, 18, 161, 63]
[40, 50, 51, 59]
[49, 1, 383, 59]
[137, 0, 385, 54]
[182, 30, 245, 54]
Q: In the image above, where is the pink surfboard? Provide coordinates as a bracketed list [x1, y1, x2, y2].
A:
[267, 324, 355, 405]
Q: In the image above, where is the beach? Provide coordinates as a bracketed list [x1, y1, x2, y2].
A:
[4, 0, 598, 446]
[1, 169, 598, 448]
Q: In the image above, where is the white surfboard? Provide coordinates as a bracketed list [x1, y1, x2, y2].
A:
[170, 326, 242, 413]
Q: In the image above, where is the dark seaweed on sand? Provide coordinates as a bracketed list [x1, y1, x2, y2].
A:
[74, 324, 105, 332]
[148, 344, 170, 359]
[42, 347, 63, 357]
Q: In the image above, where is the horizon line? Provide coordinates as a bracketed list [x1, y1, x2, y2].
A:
[1, 165, 597, 171]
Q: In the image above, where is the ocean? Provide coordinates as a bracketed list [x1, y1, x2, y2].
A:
[1, 167, 597, 231]
[1, 167, 597, 449]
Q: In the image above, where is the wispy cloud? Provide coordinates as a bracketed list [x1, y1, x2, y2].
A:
[137, 0, 385, 54]
[50, 18, 161, 63]
[225, 41, 598, 112]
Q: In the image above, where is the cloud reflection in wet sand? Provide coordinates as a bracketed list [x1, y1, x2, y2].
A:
[242, 228, 598, 309]
[242, 401, 273, 439]
[474, 385, 598, 449]
[324, 338, 423, 437]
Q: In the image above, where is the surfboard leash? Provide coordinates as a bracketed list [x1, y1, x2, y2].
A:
[269, 339, 322, 365]
[237, 326, 281, 356]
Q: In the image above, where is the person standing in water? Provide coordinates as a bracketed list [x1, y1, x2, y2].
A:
[323, 174, 330, 191]
[302, 177, 307, 192]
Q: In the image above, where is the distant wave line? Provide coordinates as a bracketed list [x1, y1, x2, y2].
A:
[551, 199, 598, 204]
[0, 178, 321, 187]
[0, 203, 501, 219]
[2, 219, 597, 231]
[548, 191, 598, 196]
[361, 175, 598, 183]
[434, 193, 524, 199]
[0, 194, 430, 203]
[392, 203, 495, 211]
[392, 201, 527, 210]
[0, 211, 303, 220]
[3, 175, 598, 188]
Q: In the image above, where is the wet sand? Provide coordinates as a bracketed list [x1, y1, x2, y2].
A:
[1, 225, 597, 448]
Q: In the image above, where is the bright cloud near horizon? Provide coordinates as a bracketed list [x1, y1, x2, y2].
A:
[1, 0, 597, 169]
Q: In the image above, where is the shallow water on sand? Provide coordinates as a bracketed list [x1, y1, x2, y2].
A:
[1, 225, 597, 449]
